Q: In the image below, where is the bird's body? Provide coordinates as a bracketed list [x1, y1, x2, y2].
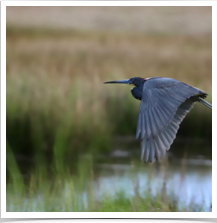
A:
[104, 77, 212, 163]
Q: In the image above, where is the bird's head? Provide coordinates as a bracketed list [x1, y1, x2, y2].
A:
[104, 77, 145, 87]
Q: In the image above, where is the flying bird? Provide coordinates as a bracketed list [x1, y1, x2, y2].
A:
[104, 77, 212, 163]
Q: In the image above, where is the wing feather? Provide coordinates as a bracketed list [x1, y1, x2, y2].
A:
[162, 131, 173, 149]
[138, 77, 202, 162]
[149, 138, 155, 163]
[151, 107, 163, 131]
[158, 133, 170, 151]
[140, 140, 146, 161]
[136, 113, 141, 139]
[153, 106, 168, 127]
[148, 109, 158, 138]
[154, 137, 164, 159]
[145, 112, 152, 139]
[156, 101, 172, 124]
[141, 113, 145, 140]
[144, 139, 151, 163]
[154, 139, 161, 161]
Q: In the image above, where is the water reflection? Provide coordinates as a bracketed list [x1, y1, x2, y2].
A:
[6, 141, 212, 212]
[89, 151, 212, 212]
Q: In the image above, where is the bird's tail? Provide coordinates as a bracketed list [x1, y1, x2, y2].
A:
[199, 98, 212, 109]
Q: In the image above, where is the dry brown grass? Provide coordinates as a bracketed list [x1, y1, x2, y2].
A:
[7, 30, 212, 91]
[6, 6, 212, 157]
[7, 6, 211, 35]
[7, 6, 212, 93]
[6, 29, 212, 140]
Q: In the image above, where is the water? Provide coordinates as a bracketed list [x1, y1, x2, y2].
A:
[86, 143, 212, 212]
[6, 140, 212, 212]
[90, 161, 211, 211]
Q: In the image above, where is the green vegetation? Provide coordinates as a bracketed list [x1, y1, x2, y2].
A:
[6, 27, 212, 156]
[7, 152, 208, 212]
[6, 26, 212, 212]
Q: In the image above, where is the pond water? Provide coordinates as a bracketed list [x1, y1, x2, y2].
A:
[6, 139, 212, 212]
[83, 141, 212, 212]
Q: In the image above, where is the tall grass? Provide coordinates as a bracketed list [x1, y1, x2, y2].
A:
[6, 28, 212, 157]
[7, 152, 209, 212]
[6, 28, 212, 212]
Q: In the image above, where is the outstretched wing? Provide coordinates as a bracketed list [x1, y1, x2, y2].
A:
[136, 77, 206, 162]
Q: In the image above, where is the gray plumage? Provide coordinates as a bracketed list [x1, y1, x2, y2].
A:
[104, 77, 212, 163]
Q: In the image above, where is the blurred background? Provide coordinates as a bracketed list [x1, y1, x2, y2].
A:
[6, 6, 212, 212]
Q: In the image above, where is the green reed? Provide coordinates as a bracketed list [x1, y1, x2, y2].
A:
[6, 29, 212, 212]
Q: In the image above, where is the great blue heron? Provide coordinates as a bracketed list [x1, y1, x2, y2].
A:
[104, 77, 212, 163]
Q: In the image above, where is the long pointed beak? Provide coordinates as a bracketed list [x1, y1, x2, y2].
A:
[104, 79, 131, 84]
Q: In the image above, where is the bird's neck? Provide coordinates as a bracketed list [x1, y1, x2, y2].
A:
[131, 85, 143, 101]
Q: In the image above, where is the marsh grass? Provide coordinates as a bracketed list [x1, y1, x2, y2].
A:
[6, 153, 207, 212]
[6, 28, 212, 157]
[6, 28, 212, 211]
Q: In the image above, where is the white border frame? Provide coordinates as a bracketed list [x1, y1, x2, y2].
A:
[1, 1, 215, 219]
